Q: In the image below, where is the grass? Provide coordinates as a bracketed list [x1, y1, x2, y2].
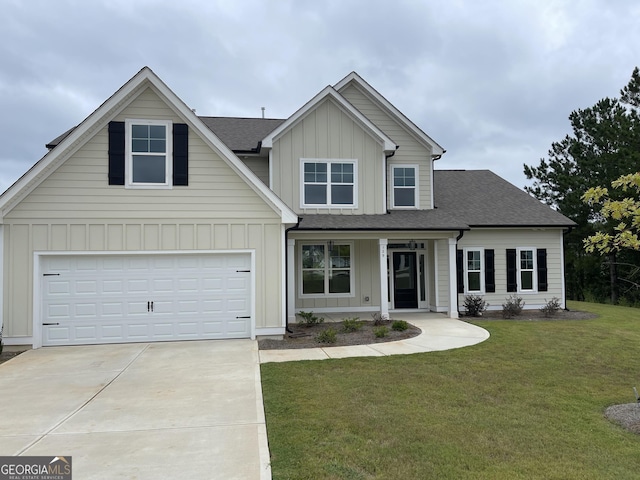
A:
[261, 302, 640, 479]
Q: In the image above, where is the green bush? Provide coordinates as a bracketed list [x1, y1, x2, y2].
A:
[316, 327, 337, 344]
[297, 311, 324, 327]
[391, 320, 409, 331]
[342, 317, 363, 333]
[464, 295, 488, 317]
[374, 326, 389, 338]
[502, 294, 525, 319]
[540, 297, 562, 317]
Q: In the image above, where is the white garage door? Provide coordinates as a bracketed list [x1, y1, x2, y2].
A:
[41, 253, 252, 346]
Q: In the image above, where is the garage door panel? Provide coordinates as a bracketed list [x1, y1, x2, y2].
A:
[42, 253, 253, 346]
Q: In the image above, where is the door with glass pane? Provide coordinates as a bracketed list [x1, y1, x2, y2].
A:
[393, 252, 418, 308]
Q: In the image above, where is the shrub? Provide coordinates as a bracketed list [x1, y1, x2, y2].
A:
[502, 294, 525, 319]
[540, 297, 562, 317]
[297, 311, 324, 327]
[463, 295, 488, 317]
[342, 317, 363, 333]
[316, 327, 337, 344]
[391, 320, 409, 331]
[374, 326, 389, 338]
[372, 312, 390, 326]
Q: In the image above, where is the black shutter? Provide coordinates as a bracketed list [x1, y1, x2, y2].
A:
[485, 249, 495, 293]
[537, 248, 548, 292]
[173, 123, 188, 186]
[108, 121, 125, 185]
[506, 249, 517, 292]
[456, 249, 464, 294]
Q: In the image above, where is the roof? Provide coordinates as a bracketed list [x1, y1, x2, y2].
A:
[433, 170, 576, 227]
[198, 117, 285, 152]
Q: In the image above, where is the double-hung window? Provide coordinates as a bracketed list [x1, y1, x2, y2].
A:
[302, 159, 356, 207]
[126, 119, 172, 187]
[519, 248, 536, 291]
[301, 242, 353, 296]
[465, 249, 483, 293]
[392, 165, 418, 208]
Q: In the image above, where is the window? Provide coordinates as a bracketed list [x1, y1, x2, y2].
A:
[126, 119, 172, 187]
[519, 249, 535, 291]
[392, 165, 418, 208]
[302, 160, 356, 207]
[301, 242, 353, 296]
[466, 249, 483, 293]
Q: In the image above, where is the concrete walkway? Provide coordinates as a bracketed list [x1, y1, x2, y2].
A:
[259, 313, 490, 363]
[0, 340, 270, 480]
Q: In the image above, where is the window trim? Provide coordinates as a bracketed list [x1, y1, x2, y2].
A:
[463, 247, 484, 294]
[125, 118, 173, 189]
[517, 247, 537, 293]
[391, 164, 419, 209]
[300, 159, 358, 208]
[298, 241, 355, 298]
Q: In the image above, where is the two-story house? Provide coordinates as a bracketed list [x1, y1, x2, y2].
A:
[0, 68, 574, 348]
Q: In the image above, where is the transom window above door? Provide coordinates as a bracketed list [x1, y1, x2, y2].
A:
[126, 119, 172, 187]
[301, 159, 357, 208]
[391, 165, 418, 208]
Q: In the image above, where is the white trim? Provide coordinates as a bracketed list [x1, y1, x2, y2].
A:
[463, 247, 485, 294]
[262, 86, 396, 152]
[255, 327, 286, 336]
[382, 154, 387, 212]
[298, 241, 355, 298]
[300, 158, 358, 209]
[433, 241, 440, 311]
[517, 247, 538, 293]
[125, 118, 173, 189]
[33, 249, 256, 349]
[430, 158, 435, 209]
[333, 72, 445, 155]
[448, 237, 459, 319]
[303, 306, 382, 314]
[2, 336, 33, 346]
[379, 239, 389, 318]
[0, 224, 3, 339]
[560, 231, 567, 309]
[287, 238, 296, 326]
[390, 164, 419, 209]
[0, 67, 298, 225]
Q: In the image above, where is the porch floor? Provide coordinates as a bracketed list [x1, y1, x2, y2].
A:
[259, 312, 490, 363]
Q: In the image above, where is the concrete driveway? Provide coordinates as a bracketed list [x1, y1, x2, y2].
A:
[0, 340, 271, 479]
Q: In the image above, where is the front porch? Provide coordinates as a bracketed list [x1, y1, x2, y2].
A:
[287, 231, 462, 327]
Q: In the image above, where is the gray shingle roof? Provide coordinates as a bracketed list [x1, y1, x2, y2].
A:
[199, 117, 285, 152]
[433, 170, 575, 227]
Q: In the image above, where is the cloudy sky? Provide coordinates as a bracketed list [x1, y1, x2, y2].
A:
[1, 0, 639, 193]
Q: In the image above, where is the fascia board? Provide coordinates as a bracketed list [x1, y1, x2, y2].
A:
[334, 72, 445, 155]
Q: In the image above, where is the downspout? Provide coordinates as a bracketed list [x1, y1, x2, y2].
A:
[284, 219, 301, 333]
[455, 229, 465, 316]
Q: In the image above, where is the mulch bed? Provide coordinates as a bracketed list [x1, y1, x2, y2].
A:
[258, 320, 421, 350]
[0, 350, 25, 365]
[470, 309, 598, 321]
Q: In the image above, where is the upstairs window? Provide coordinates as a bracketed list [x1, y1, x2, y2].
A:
[126, 119, 172, 187]
[301, 159, 356, 207]
[391, 165, 418, 208]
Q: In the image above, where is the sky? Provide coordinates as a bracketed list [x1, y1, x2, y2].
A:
[1, 0, 639, 193]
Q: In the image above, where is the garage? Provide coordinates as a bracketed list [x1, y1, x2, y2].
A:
[40, 252, 253, 346]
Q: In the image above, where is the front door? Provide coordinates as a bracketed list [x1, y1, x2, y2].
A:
[393, 252, 418, 308]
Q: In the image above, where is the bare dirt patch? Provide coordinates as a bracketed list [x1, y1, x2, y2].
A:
[258, 320, 421, 350]
[0, 350, 25, 365]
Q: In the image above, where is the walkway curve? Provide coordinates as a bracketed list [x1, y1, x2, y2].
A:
[259, 316, 490, 364]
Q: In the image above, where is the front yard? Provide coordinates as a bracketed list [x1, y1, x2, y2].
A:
[261, 301, 640, 479]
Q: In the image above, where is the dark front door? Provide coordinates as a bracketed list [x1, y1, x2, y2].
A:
[393, 252, 418, 309]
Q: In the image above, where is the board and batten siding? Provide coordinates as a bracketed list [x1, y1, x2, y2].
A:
[457, 229, 566, 309]
[240, 157, 269, 186]
[270, 97, 385, 215]
[338, 84, 434, 210]
[2, 87, 284, 338]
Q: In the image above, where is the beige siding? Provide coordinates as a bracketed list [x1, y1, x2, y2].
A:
[339, 84, 434, 210]
[3, 86, 284, 338]
[271, 98, 385, 215]
[435, 239, 452, 309]
[240, 157, 269, 185]
[457, 229, 566, 309]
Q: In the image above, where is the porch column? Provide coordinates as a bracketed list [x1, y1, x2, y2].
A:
[379, 238, 389, 319]
[448, 237, 459, 319]
[287, 238, 296, 326]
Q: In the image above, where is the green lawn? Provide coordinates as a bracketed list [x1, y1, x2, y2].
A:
[261, 302, 640, 479]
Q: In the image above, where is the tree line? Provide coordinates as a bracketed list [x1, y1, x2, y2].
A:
[524, 67, 640, 305]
